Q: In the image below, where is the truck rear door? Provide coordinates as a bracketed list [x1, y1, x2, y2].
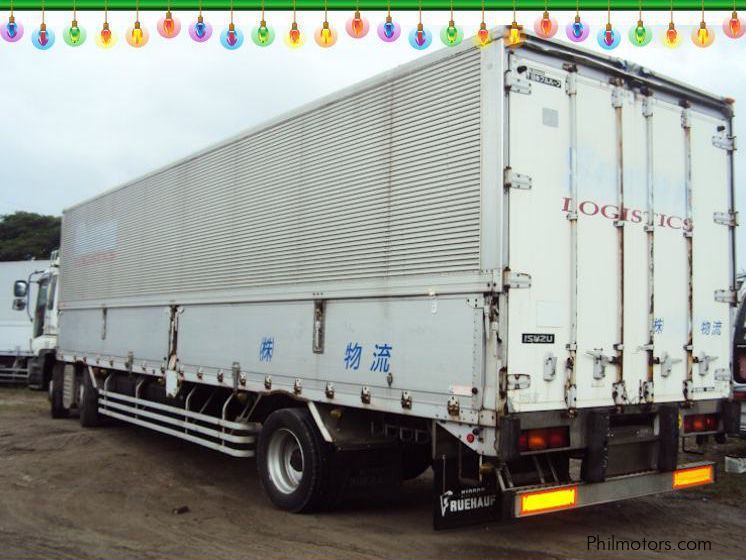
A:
[504, 48, 733, 413]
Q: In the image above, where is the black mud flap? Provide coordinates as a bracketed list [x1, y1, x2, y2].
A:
[657, 404, 680, 472]
[581, 411, 609, 483]
[432, 455, 501, 530]
[722, 400, 742, 436]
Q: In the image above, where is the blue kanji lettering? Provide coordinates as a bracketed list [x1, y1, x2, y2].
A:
[712, 321, 722, 336]
[344, 342, 362, 370]
[370, 343, 392, 373]
[259, 337, 274, 362]
[653, 317, 664, 334]
[700, 321, 711, 336]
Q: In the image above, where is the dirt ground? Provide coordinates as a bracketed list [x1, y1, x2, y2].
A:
[1, 388, 745, 560]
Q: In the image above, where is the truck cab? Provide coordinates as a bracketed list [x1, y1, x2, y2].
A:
[13, 251, 60, 390]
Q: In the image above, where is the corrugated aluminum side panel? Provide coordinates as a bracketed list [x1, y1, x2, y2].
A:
[60, 49, 483, 305]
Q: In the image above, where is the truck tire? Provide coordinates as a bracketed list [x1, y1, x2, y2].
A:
[257, 408, 334, 513]
[50, 363, 69, 419]
[79, 369, 103, 428]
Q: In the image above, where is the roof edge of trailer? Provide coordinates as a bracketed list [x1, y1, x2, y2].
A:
[61, 35, 482, 215]
[62, 27, 733, 216]
[519, 32, 733, 117]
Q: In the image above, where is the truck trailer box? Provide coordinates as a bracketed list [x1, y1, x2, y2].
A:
[0, 260, 49, 383]
[52, 32, 736, 527]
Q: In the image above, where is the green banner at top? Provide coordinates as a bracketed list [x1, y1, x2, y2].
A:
[0, 0, 741, 10]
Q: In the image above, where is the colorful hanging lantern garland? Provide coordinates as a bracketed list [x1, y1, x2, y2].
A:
[95, 0, 117, 48]
[189, 0, 213, 42]
[1, 0, 23, 42]
[0, 3, 744, 53]
[62, 0, 86, 46]
[126, 0, 149, 47]
[157, 1, 182, 39]
[284, 0, 303, 48]
[346, 2, 369, 39]
[566, 0, 589, 43]
[724, 0, 745, 38]
[377, 1, 400, 43]
[220, 0, 244, 49]
[475, 0, 490, 47]
[534, 1, 558, 39]
[440, 1, 464, 46]
[629, 2, 652, 46]
[251, 0, 275, 46]
[31, 0, 55, 49]
[663, 0, 680, 48]
[597, 0, 621, 50]
[408, 3, 432, 50]
[692, 0, 715, 47]
[315, 0, 338, 47]
[504, 0, 524, 48]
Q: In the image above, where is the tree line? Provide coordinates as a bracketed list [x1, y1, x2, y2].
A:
[0, 212, 61, 261]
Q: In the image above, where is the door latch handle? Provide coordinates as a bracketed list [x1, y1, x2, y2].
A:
[654, 352, 682, 378]
[585, 349, 616, 380]
[693, 353, 718, 376]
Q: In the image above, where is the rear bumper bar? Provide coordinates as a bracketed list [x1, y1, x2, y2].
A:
[509, 462, 715, 518]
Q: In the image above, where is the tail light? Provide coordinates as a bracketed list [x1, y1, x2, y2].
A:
[735, 347, 746, 383]
[734, 391, 746, 400]
[518, 426, 570, 452]
[682, 413, 718, 433]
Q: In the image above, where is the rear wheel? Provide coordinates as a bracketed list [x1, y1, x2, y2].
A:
[50, 363, 69, 419]
[257, 408, 334, 513]
[79, 369, 103, 428]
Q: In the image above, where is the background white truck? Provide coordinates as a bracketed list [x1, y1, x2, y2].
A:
[1, 260, 49, 384]
[39, 31, 740, 528]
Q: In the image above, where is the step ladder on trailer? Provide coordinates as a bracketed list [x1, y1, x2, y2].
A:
[97, 376, 260, 457]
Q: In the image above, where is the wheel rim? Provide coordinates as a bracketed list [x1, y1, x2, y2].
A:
[266, 428, 304, 494]
[48, 379, 54, 401]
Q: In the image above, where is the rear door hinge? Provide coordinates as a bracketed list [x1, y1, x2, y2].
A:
[505, 373, 531, 391]
[642, 96, 654, 118]
[683, 380, 693, 402]
[611, 87, 625, 108]
[640, 380, 655, 404]
[612, 381, 628, 406]
[503, 270, 532, 289]
[681, 109, 691, 129]
[505, 61, 532, 95]
[565, 383, 577, 411]
[712, 132, 736, 151]
[714, 211, 738, 227]
[565, 72, 577, 96]
[715, 289, 737, 304]
[504, 167, 532, 190]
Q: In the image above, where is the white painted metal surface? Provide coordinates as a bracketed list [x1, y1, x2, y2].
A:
[0, 261, 49, 355]
[504, 44, 734, 412]
[57, 33, 734, 431]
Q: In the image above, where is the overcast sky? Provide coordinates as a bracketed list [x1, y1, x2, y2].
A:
[1, 10, 744, 262]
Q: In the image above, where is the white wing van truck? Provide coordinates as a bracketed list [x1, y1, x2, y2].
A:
[42, 31, 740, 528]
[1, 260, 49, 384]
